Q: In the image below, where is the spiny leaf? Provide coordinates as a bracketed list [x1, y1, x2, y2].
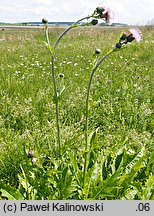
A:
[0, 184, 24, 200]
[115, 151, 124, 171]
[142, 175, 154, 199]
[94, 169, 121, 199]
[0, 189, 16, 200]
[88, 127, 99, 149]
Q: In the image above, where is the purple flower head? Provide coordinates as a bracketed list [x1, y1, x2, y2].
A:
[103, 7, 114, 24]
[125, 28, 142, 43]
[116, 28, 142, 49]
[94, 6, 114, 23]
[129, 28, 142, 42]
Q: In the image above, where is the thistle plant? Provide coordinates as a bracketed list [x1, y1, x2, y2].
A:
[43, 7, 142, 199]
[83, 27, 142, 197]
[42, 5, 114, 158]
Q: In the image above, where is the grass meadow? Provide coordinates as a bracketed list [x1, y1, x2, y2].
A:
[0, 26, 154, 199]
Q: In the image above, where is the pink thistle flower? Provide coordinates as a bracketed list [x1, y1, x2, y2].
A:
[116, 28, 142, 48]
[103, 7, 114, 24]
[129, 28, 142, 42]
[94, 6, 114, 24]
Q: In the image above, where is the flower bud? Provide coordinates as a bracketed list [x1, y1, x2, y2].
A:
[95, 48, 101, 54]
[120, 33, 127, 41]
[91, 19, 98, 25]
[116, 43, 122, 49]
[96, 6, 105, 14]
[59, 73, 64, 78]
[42, 18, 48, 24]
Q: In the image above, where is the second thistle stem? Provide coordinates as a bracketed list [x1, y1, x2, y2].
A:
[83, 49, 114, 196]
[51, 55, 61, 157]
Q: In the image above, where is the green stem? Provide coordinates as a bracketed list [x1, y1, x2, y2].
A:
[51, 55, 61, 156]
[49, 15, 93, 157]
[45, 26, 61, 157]
[45, 25, 50, 46]
[53, 15, 93, 51]
[83, 49, 114, 197]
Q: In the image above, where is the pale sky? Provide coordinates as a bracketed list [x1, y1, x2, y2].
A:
[0, 0, 154, 25]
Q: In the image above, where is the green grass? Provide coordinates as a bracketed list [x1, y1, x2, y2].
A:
[0, 26, 154, 200]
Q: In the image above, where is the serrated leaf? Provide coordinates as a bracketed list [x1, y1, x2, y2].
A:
[88, 127, 99, 149]
[115, 152, 124, 171]
[62, 166, 68, 181]
[0, 189, 16, 200]
[0, 184, 24, 200]
[94, 169, 121, 199]
[18, 174, 30, 192]
[122, 187, 137, 199]
[142, 175, 154, 199]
